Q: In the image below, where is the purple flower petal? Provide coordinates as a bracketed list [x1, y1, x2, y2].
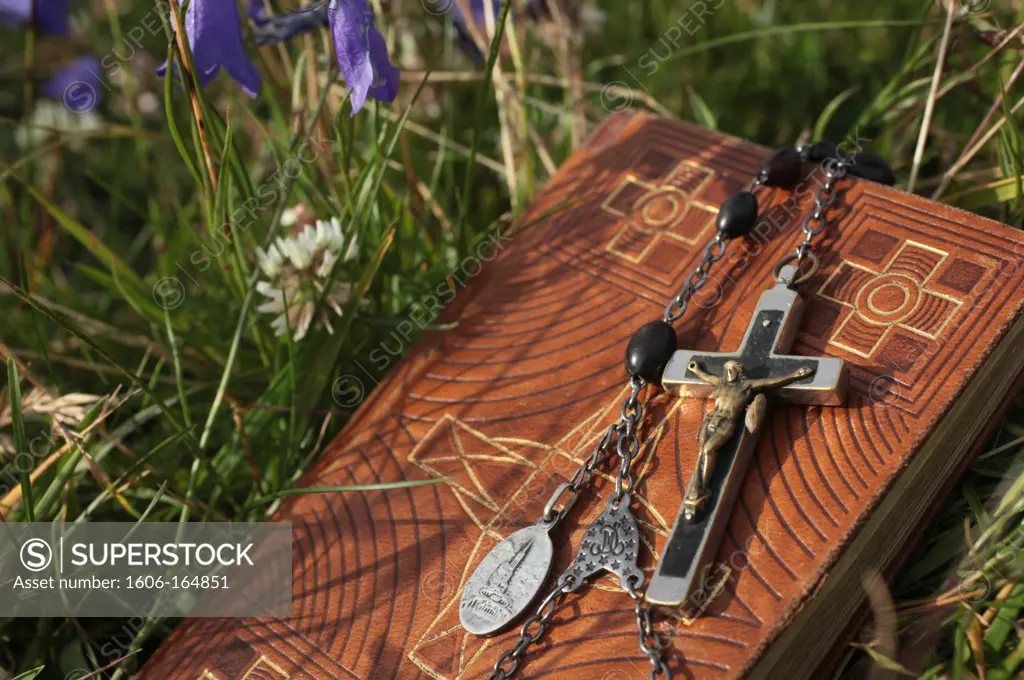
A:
[0, 0, 70, 35]
[328, 0, 399, 115]
[43, 55, 103, 112]
[158, 0, 261, 98]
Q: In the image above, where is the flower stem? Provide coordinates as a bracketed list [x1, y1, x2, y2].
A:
[167, 0, 219, 196]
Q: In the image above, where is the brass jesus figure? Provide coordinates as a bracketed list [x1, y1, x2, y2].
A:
[683, 359, 815, 519]
[648, 272, 846, 607]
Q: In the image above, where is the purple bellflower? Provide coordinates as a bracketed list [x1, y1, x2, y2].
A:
[328, 1, 399, 114]
[0, 1, 102, 111]
[0, 0, 70, 35]
[158, 0, 261, 98]
[43, 55, 104, 112]
[162, 0, 398, 114]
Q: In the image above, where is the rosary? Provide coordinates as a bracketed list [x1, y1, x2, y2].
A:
[458, 140, 895, 678]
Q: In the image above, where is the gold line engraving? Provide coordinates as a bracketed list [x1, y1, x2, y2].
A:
[817, 240, 963, 359]
[600, 160, 718, 264]
[197, 655, 290, 680]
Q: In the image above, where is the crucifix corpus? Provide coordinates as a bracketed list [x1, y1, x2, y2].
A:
[646, 264, 847, 607]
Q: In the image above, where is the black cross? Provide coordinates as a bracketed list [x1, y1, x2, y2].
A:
[646, 274, 846, 608]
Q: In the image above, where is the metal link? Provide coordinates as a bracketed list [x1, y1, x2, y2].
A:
[610, 377, 644, 501]
[663, 234, 730, 323]
[541, 482, 576, 524]
[610, 391, 669, 678]
[626, 575, 673, 678]
[512, 636, 531, 656]
[788, 153, 852, 271]
[540, 419, 619, 525]
[487, 578, 575, 680]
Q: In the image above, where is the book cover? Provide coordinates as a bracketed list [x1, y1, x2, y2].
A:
[139, 112, 1024, 679]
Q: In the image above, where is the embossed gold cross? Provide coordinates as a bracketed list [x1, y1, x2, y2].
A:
[646, 271, 847, 607]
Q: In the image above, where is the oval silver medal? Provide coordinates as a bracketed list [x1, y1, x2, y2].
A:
[459, 524, 553, 636]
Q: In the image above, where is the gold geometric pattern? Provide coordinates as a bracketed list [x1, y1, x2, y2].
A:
[197, 656, 289, 680]
[408, 417, 540, 538]
[406, 393, 681, 680]
[817, 240, 963, 359]
[600, 159, 718, 264]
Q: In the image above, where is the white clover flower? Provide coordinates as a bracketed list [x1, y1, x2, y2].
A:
[256, 217, 359, 342]
[280, 205, 300, 227]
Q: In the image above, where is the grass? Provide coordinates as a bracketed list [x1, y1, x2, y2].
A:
[1, 0, 1023, 677]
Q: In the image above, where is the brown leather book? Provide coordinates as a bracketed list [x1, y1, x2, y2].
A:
[139, 112, 1024, 680]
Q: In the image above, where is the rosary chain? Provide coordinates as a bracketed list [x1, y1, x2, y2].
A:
[613, 376, 645, 500]
[608, 378, 670, 678]
[794, 155, 851, 264]
[662, 234, 729, 323]
[488, 377, 653, 680]
[488, 577, 576, 680]
[627, 575, 671, 678]
[542, 375, 646, 523]
[486, 142, 858, 679]
[662, 170, 771, 324]
[541, 422, 617, 525]
[666, 146, 859, 312]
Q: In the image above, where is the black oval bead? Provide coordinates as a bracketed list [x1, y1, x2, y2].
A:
[761, 147, 803, 187]
[626, 321, 677, 383]
[848, 152, 895, 186]
[716, 191, 759, 239]
[804, 140, 838, 163]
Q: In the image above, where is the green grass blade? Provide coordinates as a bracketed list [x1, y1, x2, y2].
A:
[686, 86, 718, 130]
[2, 164, 149, 296]
[813, 85, 860, 141]
[457, 0, 515, 253]
[248, 479, 448, 508]
[163, 45, 202, 186]
[667, 19, 938, 64]
[197, 74, 339, 450]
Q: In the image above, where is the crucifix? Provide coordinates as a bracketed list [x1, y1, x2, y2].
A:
[646, 265, 847, 608]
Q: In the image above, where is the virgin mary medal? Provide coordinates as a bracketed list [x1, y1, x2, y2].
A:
[459, 522, 554, 636]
